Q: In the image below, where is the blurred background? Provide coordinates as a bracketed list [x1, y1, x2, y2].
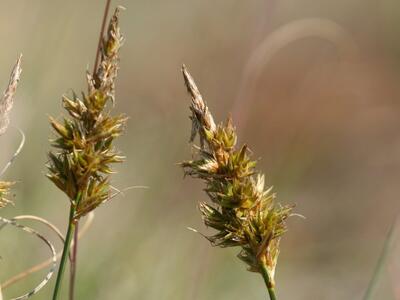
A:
[0, 0, 400, 299]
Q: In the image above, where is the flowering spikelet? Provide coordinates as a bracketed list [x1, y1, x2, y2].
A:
[181, 65, 293, 286]
[47, 7, 126, 220]
[0, 55, 22, 209]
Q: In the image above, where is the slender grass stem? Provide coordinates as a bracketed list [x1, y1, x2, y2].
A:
[52, 192, 82, 300]
[259, 262, 277, 300]
[69, 223, 79, 300]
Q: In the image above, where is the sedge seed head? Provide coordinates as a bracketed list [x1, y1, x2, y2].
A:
[47, 8, 126, 220]
[181, 65, 293, 282]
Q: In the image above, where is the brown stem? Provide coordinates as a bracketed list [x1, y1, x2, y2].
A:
[93, 0, 112, 75]
[68, 2, 113, 299]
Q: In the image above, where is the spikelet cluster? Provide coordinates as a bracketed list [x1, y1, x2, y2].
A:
[181, 66, 293, 285]
[47, 8, 126, 220]
[0, 56, 22, 209]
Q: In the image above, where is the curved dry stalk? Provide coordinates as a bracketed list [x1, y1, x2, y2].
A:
[1, 212, 95, 290]
[232, 18, 358, 130]
[0, 217, 56, 300]
[12, 215, 65, 244]
[0, 214, 64, 244]
[0, 128, 26, 177]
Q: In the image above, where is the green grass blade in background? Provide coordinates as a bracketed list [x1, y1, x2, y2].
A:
[363, 216, 398, 300]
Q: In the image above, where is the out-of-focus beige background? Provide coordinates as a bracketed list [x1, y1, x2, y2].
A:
[1, 0, 400, 299]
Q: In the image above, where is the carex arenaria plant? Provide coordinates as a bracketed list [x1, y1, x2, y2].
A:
[0, 55, 22, 209]
[47, 6, 126, 299]
[181, 65, 293, 300]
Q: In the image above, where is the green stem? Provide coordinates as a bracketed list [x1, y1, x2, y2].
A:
[259, 263, 277, 300]
[69, 222, 79, 300]
[52, 193, 81, 300]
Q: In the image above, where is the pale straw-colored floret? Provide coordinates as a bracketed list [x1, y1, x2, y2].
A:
[0, 55, 22, 136]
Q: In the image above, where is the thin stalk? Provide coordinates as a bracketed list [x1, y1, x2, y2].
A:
[69, 223, 79, 300]
[93, 0, 112, 75]
[52, 192, 82, 300]
[69, 2, 112, 299]
[259, 263, 277, 300]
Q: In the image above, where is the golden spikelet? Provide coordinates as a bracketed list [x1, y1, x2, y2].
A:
[0, 181, 15, 209]
[181, 65, 293, 287]
[47, 7, 126, 221]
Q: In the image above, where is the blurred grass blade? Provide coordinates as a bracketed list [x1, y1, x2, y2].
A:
[363, 216, 398, 300]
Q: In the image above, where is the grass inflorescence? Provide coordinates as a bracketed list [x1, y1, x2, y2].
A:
[47, 7, 126, 221]
[181, 65, 293, 300]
